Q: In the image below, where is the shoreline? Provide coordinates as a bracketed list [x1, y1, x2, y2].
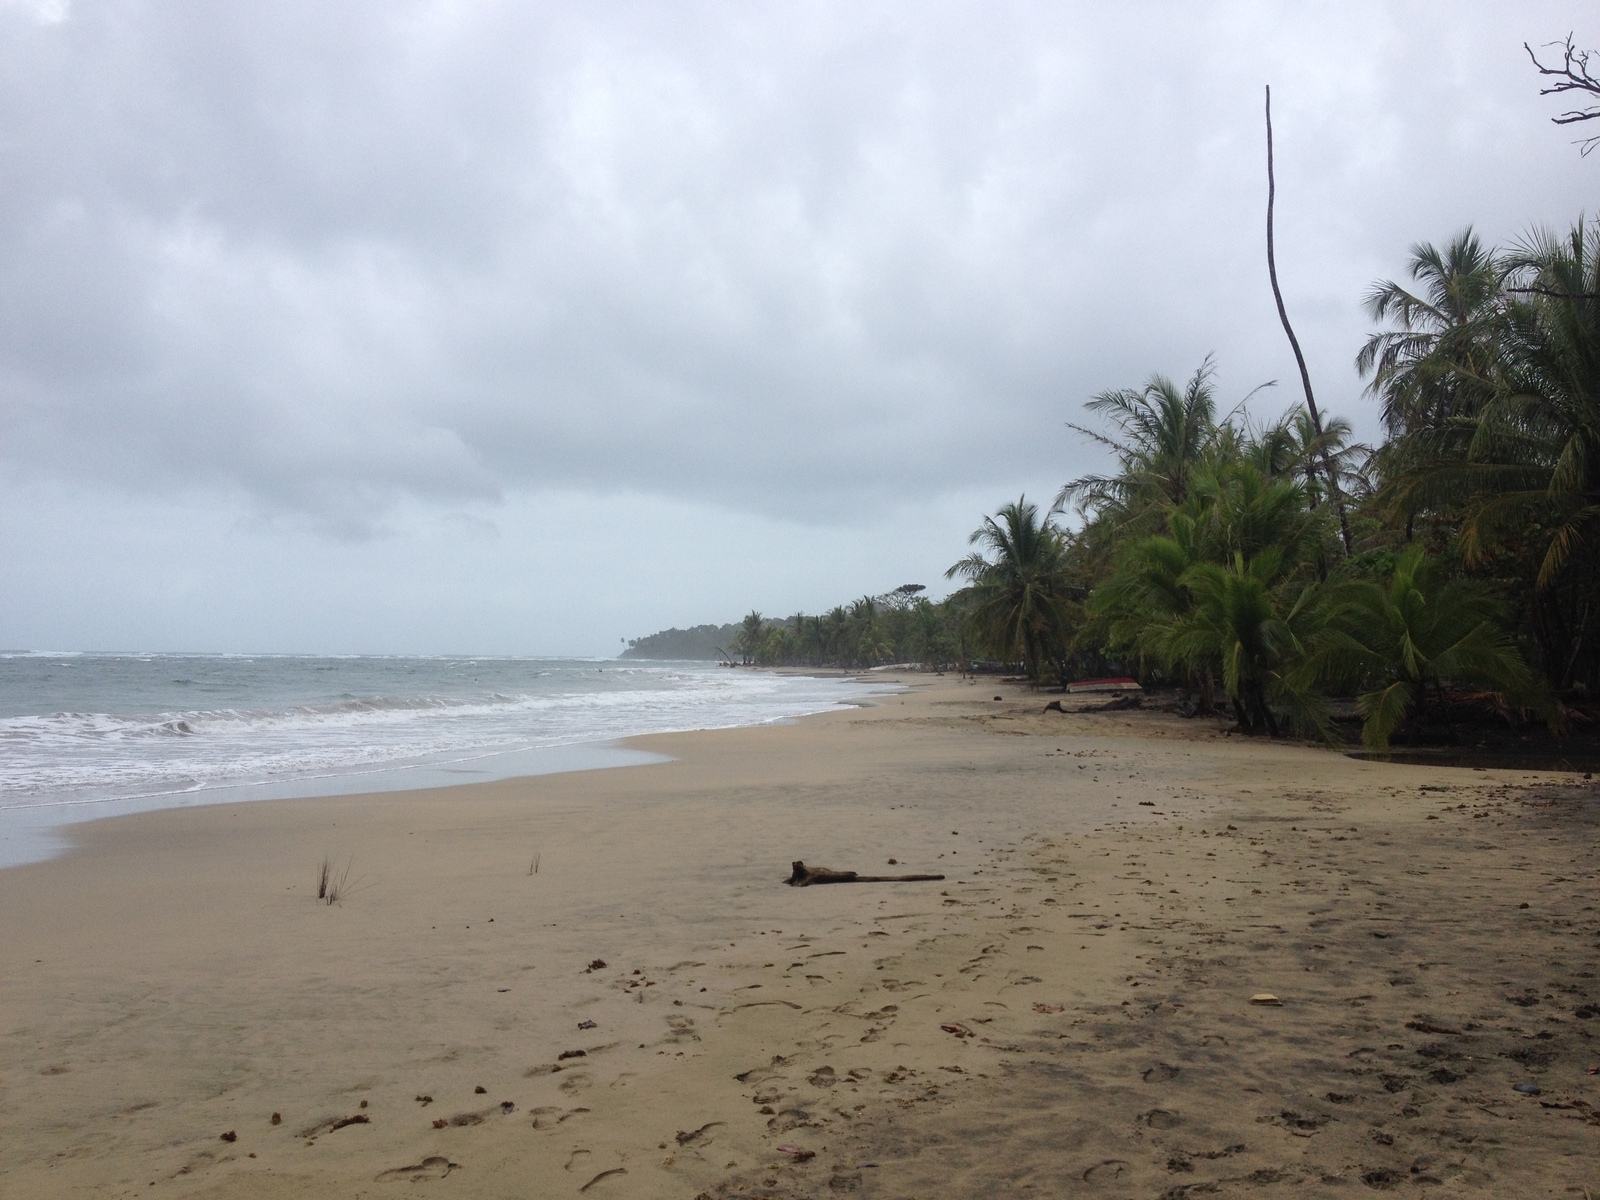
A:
[0, 740, 672, 871]
[2, 675, 1596, 1197]
[0, 668, 898, 870]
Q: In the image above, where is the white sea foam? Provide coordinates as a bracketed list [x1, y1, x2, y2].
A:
[0, 656, 886, 814]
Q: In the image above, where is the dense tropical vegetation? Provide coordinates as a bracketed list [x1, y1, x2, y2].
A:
[624, 586, 972, 669]
[623, 623, 746, 660]
[940, 212, 1600, 748]
[726, 588, 970, 670]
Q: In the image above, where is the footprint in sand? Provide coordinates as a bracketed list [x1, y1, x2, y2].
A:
[734, 1055, 794, 1085]
[564, 1149, 592, 1172]
[665, 1015, 699, 1043]
[529, 1106, 590, 1131]
[1081, 1158, 1130, 1183]
[1140, 1108, 1182, 1129]
[1142, 1062, 1181, 1082]
[578, 1167, 627, 1193]
[375, 1155, 458, 1182]
[674, 1121, 723, 1147]
[766, 1108, 816, 1133]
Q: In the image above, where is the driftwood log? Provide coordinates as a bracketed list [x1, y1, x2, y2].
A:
[787, 861, 945, 887]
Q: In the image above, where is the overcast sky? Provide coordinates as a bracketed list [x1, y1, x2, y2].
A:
[1, 1, 1594, 654]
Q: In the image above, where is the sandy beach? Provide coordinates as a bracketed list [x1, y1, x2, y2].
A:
[2, 675, 1597, 1199]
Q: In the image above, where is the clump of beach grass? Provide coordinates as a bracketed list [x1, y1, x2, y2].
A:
[317, 855, 356, 905]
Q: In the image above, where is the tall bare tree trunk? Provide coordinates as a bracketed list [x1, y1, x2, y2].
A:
[1265, 85, 1353, 554]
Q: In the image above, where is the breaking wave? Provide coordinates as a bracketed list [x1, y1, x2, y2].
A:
[0, 656, 884, 809]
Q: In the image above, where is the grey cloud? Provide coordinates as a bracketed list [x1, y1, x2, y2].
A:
[1, 0, 1594, 531]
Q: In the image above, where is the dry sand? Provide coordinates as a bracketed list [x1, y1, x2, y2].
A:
[2, 676, 1597, 1199]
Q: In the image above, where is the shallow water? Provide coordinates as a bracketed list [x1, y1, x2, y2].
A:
[0, 654, 888, 867]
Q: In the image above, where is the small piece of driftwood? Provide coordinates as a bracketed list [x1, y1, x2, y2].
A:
[787, 861, 945, 887]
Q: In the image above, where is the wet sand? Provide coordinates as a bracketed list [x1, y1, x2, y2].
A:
[2, 677, 1596, 1198]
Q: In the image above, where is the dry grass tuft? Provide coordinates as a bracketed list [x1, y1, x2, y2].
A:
[317, 855, 357, 905]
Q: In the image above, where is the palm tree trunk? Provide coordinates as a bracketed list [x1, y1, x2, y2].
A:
[1433, 679, 1456, 743]
[1266, 85, 1353, 554]
[1252, 682, 1281, 738]
[1408, 676, 1425, 740]
[1232, 696, 1252, 732]
[1532, 592, 1567, 691]
[1567, 600, 1593, 692]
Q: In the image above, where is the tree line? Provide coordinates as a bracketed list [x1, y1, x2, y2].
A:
[724, 586, 970, 671]
[950, 217, 1600, 749]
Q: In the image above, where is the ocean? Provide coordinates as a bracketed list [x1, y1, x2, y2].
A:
[0, 654, 888, 867]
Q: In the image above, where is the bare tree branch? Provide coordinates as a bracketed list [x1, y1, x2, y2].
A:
[1526, 34, 1600, 154]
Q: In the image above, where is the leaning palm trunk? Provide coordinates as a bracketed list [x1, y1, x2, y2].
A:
[1265, 85, 1352, 553]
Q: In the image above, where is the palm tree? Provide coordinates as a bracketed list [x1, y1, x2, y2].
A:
[1254, 409, 1369, 509]
[1090, 512, 1201, 665]
[946, 497, 1073, 681]
[1184, 460, 1325, 570]
[1056, 358, 1225, 524]
[909, 597, 947, 667]
[1356, 230, 1507, 541]
[1356, 228, 1505, 439]
[757, 624, 795, 666]
[1368, 220, 1600, 689]
[1301, 544, 1546, 751]
[795, 614, 826, 664]
[846, 597, 890, 666]
[822, 606, 849, 663]
[1161, 550, 1321, 737]
[735, 611, 765, 665]
[1460, 221, 1600, 588]
[1087, 513, 1210, 707]
[1088, 445, 1339, 727]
